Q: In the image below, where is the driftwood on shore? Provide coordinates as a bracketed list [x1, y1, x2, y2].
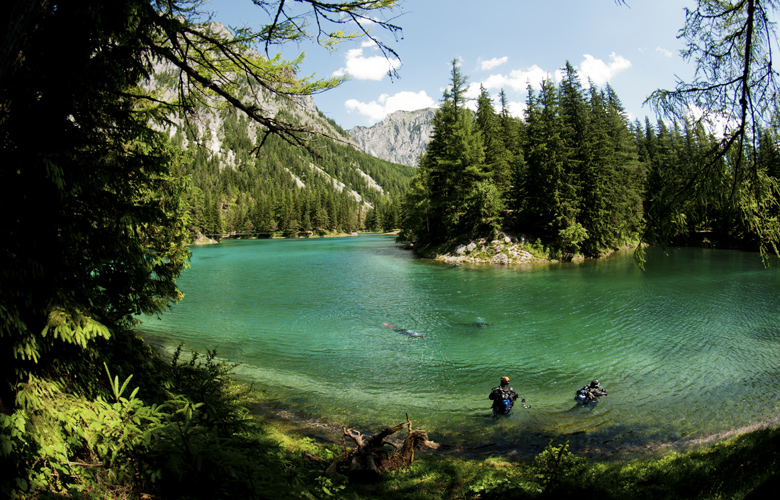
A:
[325, 415, 439, 482]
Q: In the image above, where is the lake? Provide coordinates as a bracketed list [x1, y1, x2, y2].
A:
[138, 234, 780, 458]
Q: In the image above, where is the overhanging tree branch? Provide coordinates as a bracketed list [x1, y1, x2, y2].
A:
[641, 0, 780, 265]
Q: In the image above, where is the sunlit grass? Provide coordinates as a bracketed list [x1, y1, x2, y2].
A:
[259, 415, 780, 499]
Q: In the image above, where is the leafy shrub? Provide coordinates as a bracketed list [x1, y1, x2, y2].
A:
[1, 345, 344, 500]
[520, 238, 548, 259]
[532, 440, 587, 494]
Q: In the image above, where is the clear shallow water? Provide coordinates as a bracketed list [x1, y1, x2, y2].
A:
[139, 235, 780, 457]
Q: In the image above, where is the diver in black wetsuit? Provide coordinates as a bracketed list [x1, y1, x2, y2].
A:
[489, 376, 520, 416]
[587, 379, 607, 397]
[575, 379, 608, 404]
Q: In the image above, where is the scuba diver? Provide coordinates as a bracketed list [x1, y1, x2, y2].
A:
[574, 379, 608, 405]
[489, 376, 523, 416]
[382, 322, 424, 338]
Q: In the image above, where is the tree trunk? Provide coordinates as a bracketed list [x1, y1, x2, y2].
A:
[326, 417, 439, 482]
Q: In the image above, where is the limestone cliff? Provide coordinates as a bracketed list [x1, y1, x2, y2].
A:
[348, 108, 435, 167]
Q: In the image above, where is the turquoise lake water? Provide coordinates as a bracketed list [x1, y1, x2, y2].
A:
[138, 234, 780, 457]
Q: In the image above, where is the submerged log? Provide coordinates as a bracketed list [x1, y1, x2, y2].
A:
[325, 415, 439, 482]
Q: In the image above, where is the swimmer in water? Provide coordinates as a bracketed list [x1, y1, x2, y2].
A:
[382, 322, 424, 338]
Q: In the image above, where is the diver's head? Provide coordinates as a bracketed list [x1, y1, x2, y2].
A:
[500, 376, 510, 386]
[590, 379, 600, 387]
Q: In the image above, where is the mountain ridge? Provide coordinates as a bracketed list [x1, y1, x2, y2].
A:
[144, 25, 414, 237]
[348, 108, 435, 167]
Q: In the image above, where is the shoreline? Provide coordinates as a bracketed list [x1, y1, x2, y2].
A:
[245, 392, 780, 463]
[404, 229, 765, 267]
[137, 326, 780, 464]
[189, 230, 368, 245]
[404, 232, 641, 266]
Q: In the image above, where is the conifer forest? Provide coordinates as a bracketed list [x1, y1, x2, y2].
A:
[400, 60, 780, 261]
[2, 1, 780, 499]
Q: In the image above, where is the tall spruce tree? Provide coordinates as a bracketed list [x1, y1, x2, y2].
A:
[603, 85, 645, 246]
[580, 84, 614, 256]
[498, 89, 523, 158]
[405, 59, 487, 244]
[476, 85, 512, 198]
[522, 79, 582, 256]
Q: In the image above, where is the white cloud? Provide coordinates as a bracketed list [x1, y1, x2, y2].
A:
[506, 100, 526, 118]
[578, 52, 631, 86]
[345, 91, 436, 122]
[333, 47, 401, 81]
[465, 82, 482, 100]
[476, 53, 629, 94]
[480, 65, 553, 92]
[685, 105, 737, 139]
[479, 56, 509, 71]
[656, 46, 673, 58]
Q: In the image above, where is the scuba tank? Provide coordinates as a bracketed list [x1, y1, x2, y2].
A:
[574, 386, 595, 404]
[497, 396, 513, 414]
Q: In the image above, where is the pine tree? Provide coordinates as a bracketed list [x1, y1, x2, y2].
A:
[603, 85, 645, 246]
[522, 79, 580, 255]
[577, 84, 644, 256]
[399, 171, 432, 241]
[558, 62, 589, 193]
[408, 59, 487, 243]
[579, 84, 613, 256]
[498, 89, 522, 158]
[646, 0, 780, 262]
[476, 86, 510, 196]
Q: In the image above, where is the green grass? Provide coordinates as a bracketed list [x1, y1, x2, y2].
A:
[258, 409, 780, 500]
[254, 402, 780, 500]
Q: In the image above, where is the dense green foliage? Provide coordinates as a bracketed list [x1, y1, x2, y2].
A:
[646, 0, 780, 263]
[0, 0, 192, 415]
[0, 0, 406, 497]
[400, 60, 644, 259]
[400, 59, 780, 261]
[2, 0, 779, 497]
[0, 345, 353, 499]
[168, 107, 413, 238]
[634, 117, 777, 250]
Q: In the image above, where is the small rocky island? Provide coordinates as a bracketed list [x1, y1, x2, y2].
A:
[410, 233, 542, 265]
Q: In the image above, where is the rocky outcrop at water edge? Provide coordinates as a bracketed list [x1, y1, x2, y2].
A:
[427, 233, 541, 265]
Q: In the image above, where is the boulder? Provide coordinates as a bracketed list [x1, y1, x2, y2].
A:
[492, 253, 509, 265]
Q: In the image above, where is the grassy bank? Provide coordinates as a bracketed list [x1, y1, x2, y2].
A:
[259, 408, 780, 500]
[3, 342, 778, 499]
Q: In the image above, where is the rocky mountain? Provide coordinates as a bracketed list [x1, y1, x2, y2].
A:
[348, 108, 436, 167]
[143, 24, 415, 237]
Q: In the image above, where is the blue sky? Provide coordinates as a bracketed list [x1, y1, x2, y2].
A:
[205, 0, 696, 130]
